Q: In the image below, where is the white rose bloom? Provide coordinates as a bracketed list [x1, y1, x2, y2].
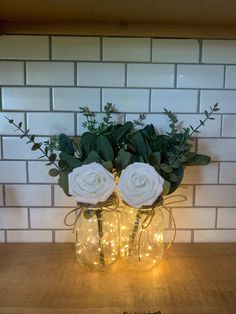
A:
[118, 162, 164, 208]
[68, 162, 116, 205]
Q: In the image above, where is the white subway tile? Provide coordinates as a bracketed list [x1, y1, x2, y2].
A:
[182, 162, 219, 184]
[77, 62, 125, 87]
[0, 207, 28, 228]
[164, 186, 194, 207]
[151, 89, 198, 113]
[0, 61, 24, 85]
[28, 161, 57, 183]
[164, 230, 191, 243]
[26, 62, 74, 85]
[152, 39, 199, 63]
[7, 230, 52, 242]
[222, 115, 236, 137]
[202, 40, 236, 64]
[77, 113, 124, 135]
[0, 138, 2, 159]
[200, 90, 236, 113]
[27, 113, 74, 135]
[126, 113, 220, 137]
[55, 230, 75, 243]
[0, 112, 25, 135]
[52, 36, 100, 60]
[3, 136, 48, 160]
[177, 65, 224, 88]
[172, 207, 216, 229]
[2, 87, 50, 111]
[0, 231, 5, 242]
[127, 64, 174, 88]
[0, 35, 49, 60]
[218, 208, 236, 228]
[0, 185, 3, 206]
[103, 37, 151, 61]
[102, 89, 149, 112]
[0, 161, 26, 183]
[53, 87, 100, 111]
[5, 185, 51, 206]
[220, 162, 236, 184]
[54, 185, 76, 207]
[30, 208, 72, 229]
[196, 185, 236, 206]
[225, 66, 236, 88]
[194, 230, 236, 243]
[198, 139, 236, 161]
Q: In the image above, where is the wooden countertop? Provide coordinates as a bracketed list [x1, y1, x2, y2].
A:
[0, 243, 236, 314]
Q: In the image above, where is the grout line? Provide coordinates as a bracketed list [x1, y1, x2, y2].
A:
[49, 35, 52, 60]
[223, 65, 226, 89]
[215, 208, 218, 228]
[174, 64, 177, 88]
[197, 89, 201, 113]
[4, 230, 7, 243]
[28, 207, 31, 229]
[49, 87, 53, 111]
[100, 37, 103, 61]
[199, 39, 203, 64]
[74, 62, 77, 86]
[2, 184, 6, 206]
[23, 61, 27, 85]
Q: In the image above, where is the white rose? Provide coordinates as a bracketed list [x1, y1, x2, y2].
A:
[68, 162, 116, 205]
[117, 162, 164, 208]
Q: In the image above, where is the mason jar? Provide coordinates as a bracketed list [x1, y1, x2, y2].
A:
[75, 193, 120, 271]
[120, 203, 164, 271]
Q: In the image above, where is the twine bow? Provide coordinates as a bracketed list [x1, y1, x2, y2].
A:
[64, 193, 120, 232]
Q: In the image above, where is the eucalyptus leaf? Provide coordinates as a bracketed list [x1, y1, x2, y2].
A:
[48, 168, 60, 177]
[83, 151, 101, 165]
[96, 135, 114, 161]
[80, 132, 97, 159]
[58, 170, 70, 196]
[184, 154, 211, 166]
[160, 163, 172, 173]
[60, 152, 82, 170]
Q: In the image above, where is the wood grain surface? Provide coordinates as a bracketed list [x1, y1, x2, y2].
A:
[0, 243, 236, 314]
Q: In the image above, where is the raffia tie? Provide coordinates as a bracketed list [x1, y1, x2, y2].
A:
[136, 194, 187, 261]
[64, 193, 120, 232]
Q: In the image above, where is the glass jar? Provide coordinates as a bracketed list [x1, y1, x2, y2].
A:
[75, 193, 120, 271]
[120, 202, 164, 271]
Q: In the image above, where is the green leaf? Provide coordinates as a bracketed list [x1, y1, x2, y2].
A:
[162, 180, 171, 195]
[148, 152, 161, 169]
[58, 159, 68, 170]
[130, 131, 151, 158]
[171, 159, 181, 168]
[60, 152, 82, 170]
[31, 143, 42, 151]
[96, 135, 114, 161]
[18, 122, 22, 128]
[48, 168, 60, 177]
[58, 170, 70, 196]
[49, 153, 57, 163]
[110, 121, 133, 144]
[8, 119, 14, 124]
[115, 149, 134, 173]
[58, 133, 74, 155]
[169, 173, 179, 182]
[160, 163, 172, 173]
[83, 151, 101, 165]
[102, 160, 113, 172]
[184, 154, 211, 166]
[80, 132, 97, 159]
[178, 155, 188, 163]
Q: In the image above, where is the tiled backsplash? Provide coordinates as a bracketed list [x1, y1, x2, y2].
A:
[0, 35, 236, 243]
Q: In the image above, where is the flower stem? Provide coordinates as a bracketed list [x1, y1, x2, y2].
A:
[129, 210, 141, 255]
[95, 210, 105, 266]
